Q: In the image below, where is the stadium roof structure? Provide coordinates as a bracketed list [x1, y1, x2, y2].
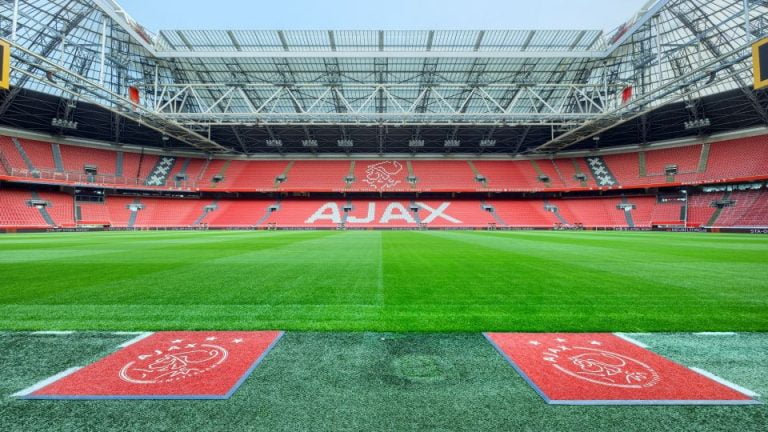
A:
[1, 0, 768, 156]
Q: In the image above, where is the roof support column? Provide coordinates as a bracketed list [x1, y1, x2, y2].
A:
[743, 0, 751, 40]
[98, 14, 108, 85]
[11, 0, 19, 42]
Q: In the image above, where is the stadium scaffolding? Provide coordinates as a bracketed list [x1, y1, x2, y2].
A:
[0, 0, 767, 154]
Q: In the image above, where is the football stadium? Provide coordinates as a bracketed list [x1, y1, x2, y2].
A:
[1, 0, 768, 430]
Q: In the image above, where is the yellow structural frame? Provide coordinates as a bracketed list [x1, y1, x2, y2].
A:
[0, 39, 10, 90]
[753, 38, 768, 90]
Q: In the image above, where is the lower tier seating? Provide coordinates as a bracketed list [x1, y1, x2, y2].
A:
[1, 189, 767, 229]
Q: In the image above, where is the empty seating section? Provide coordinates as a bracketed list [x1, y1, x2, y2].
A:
[556, 198, 626, 227]
[1, 135, 767, 191]
[411, 161, 478, 191]
[0, 136, 29, 174]
[283, 161, 348, 191]
[202, 160, 288, 189]
[704, 136, 768, 181]
[532, 161, 567, 188]
[59, 144, 117, 176]
[350, 160, 411, 192]
[0, 189, 47, 227]
[121, 152, 159, 184]
[37, 192, 75, 227]
[417, 200, 495, 228]
[203, 200, 274, 227]
[167, 158, 208, 185]
[263, 200, 345, 228]
[104, 197, 137, 227]
[78, 202, 111, 225]
[0, 192, 766, 228]
[133, 199, 204, 227]
[601, 153, 637, 185]
[648, 200, 684, 225]
[623, 196, 657, 227]
[714, 190, 768, 227]
[474, 161, 544, 190]
[490, 200, 557, 227]
[644, 145, 701, 177]
[733, 190, 768, 227]
[18, 139, 56, 171]
[686, 194, 718, 227]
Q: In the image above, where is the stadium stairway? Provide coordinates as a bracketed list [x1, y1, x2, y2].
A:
[255, 200, 280, 226]
[638, 151, 647, 177]
[467, 161, 488, 189]
[480, 200, 507, 227]
[115, 151, 124, 177]
[194, 200, 217, 226]
[620, 196, 635, 228]
[127, 199, 141, 228]
[29, 191, 55, 227]
[544, 200, 570, 226]
[51, 143, 64, 173]
[698, 143, 711, 173]
[11, 137, 36, 173]
[706, 191, 732, 227]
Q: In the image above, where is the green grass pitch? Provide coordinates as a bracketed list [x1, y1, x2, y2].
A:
[1, 230, 766, 332]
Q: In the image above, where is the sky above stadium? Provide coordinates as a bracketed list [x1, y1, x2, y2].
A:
[120, 0, 650, 32]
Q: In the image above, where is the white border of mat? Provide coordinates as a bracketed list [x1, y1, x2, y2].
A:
[612, 332, 650, 348]
[12, 367, 83, 397]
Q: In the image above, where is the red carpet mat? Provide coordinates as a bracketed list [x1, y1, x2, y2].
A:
[484, 333, 759, 405]
[19, 331, 283, 400]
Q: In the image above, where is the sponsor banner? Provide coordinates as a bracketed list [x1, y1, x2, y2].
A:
[20, 331, 283, 399]
[485, 333, 759, 405]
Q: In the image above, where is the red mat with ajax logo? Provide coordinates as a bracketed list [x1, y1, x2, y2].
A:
[484, 333, 759, 405]
[19, 331, 283, 399]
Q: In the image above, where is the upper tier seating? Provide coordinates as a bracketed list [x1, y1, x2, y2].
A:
[473, 161, 544, 190]
[59, 144, 117, 176]
[1, 134, 766, 192]
[282, 161, 349, 191]
[411, 161, 479, 191]
[201, 160, 289, 189]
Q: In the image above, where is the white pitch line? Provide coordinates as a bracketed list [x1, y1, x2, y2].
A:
[31, 331, 75, 335]
[690, 367, 760, 398]
[695, 332, 737, 336]
[111, 331, 145, 335]
[118, 332, 154, 348]
[613, 333, 650, 348]
[12, 367, 82, 397]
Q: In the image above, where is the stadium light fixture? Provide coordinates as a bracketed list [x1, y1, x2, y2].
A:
[266, 139, 283, 147]
[479, 139, 496, 147]
[684, 118, 711, 130]
[337, 139, 353, 148]
[408, 139, 425, 148]
[444, 139, 461, 148]
[301, 139, 318, 147]
[51, 118, 78, 130]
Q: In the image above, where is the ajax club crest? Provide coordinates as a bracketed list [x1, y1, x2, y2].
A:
[119, 338, 229, 384]
[363, 161, 403, 190]
[540, 341, 660, 388]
